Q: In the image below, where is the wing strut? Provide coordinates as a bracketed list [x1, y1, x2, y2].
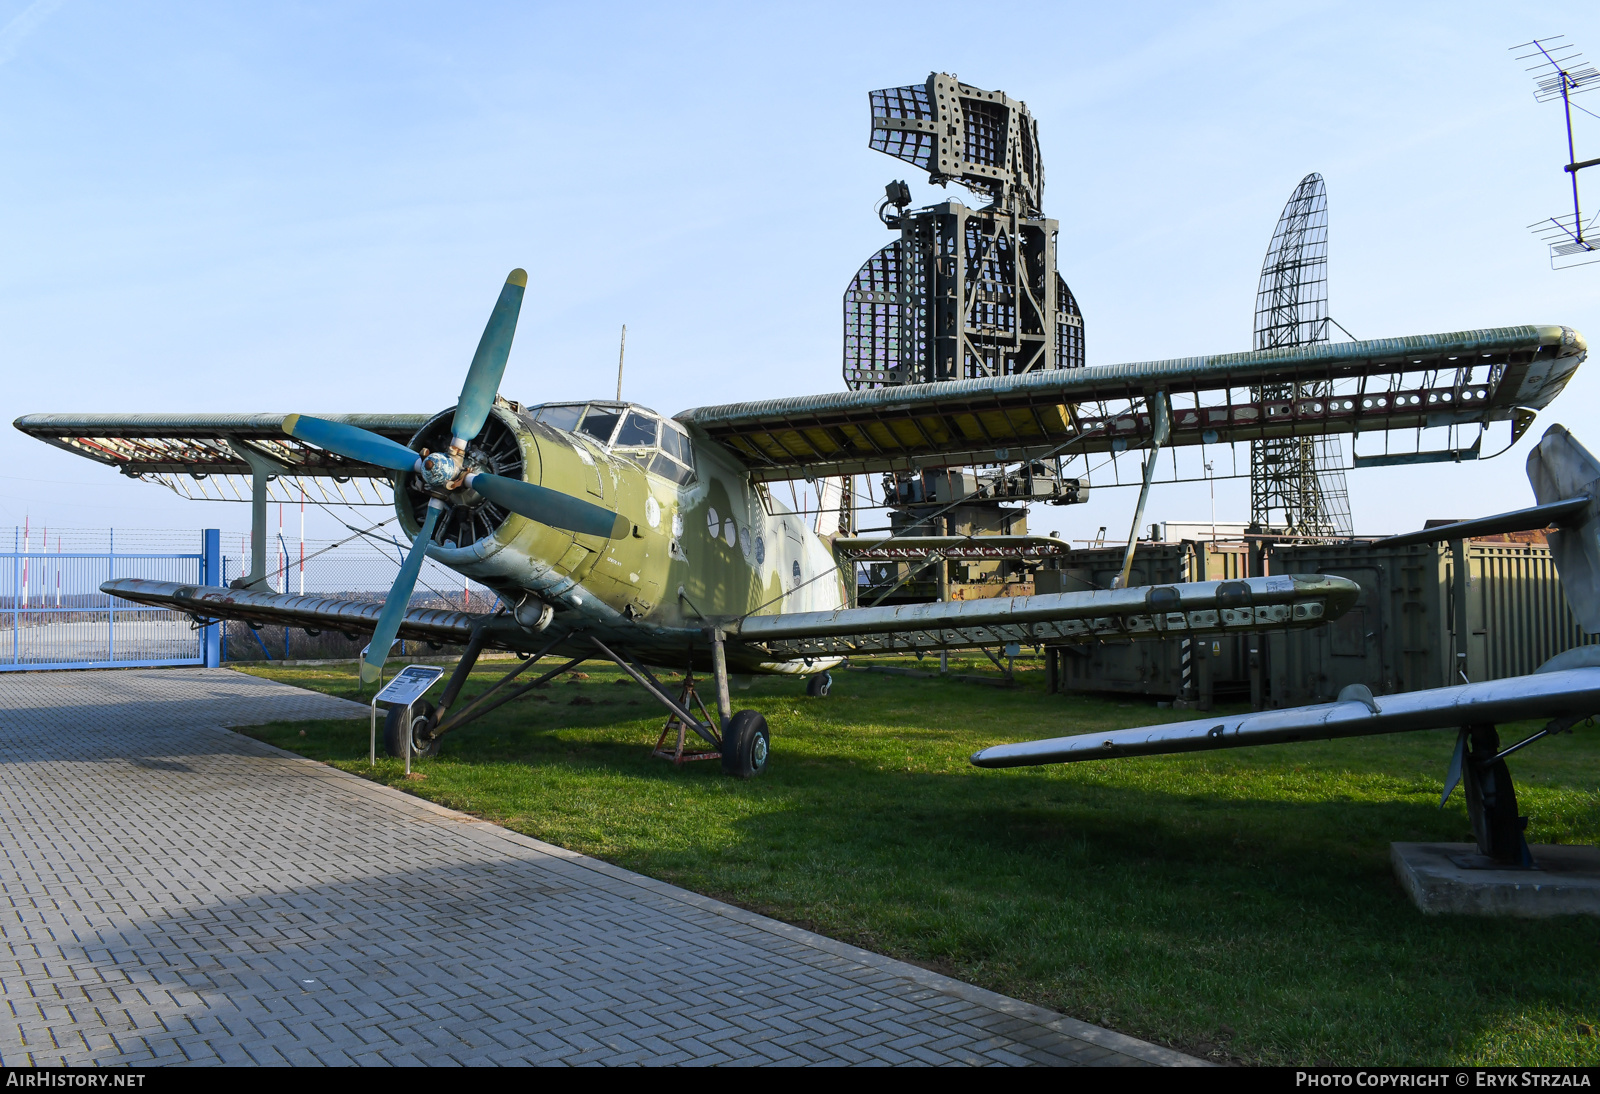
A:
[1113, 392, 1170, 589]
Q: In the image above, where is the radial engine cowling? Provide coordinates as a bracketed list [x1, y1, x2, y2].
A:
[399, 403, 528, 550]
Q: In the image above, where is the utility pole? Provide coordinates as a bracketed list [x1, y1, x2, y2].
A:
[1206, 461, 1216, 543]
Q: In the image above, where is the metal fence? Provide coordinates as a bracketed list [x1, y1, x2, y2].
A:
[217, 532, 499, 664]
[1, 528, 206, 671]
[1, 525, 504, 670]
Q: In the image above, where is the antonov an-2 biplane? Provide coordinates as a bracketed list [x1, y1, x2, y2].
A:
[15, 269, 1587, 779]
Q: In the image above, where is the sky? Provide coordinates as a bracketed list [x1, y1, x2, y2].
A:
[1, 0, 1597, 548]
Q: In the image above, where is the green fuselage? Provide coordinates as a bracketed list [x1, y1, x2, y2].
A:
[397, 400, 845, 674]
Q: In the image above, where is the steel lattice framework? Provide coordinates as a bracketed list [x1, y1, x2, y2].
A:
[843, 74, 1084, 391]
[1250, 173, 1353, 537]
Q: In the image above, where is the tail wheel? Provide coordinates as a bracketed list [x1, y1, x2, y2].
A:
[383, 700, 440, 760]
[805, 671, 832, 698]
[720, 710, 770, 778]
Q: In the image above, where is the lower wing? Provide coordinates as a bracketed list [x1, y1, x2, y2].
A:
[730, 574, 1357, 658]
[104, 578, 483, 647]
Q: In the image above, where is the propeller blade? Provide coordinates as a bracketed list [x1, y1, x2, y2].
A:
[467, 472, 628, 539]
[452, 268, 528, 447]
[361, 501, 445, 685]
[285, 414, 422, 474]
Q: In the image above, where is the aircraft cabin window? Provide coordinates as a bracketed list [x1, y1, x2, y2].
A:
[660, 425, 689, 464]
[535, 404, 584, 432]
[614, 411, 659, 448]
[578, 407, 620, 445]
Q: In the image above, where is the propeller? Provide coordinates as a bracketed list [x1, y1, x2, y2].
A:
[360, 500, 443, 685]
[452, 270, 526, 451]
[283, 415, 422, 475]
[466, 472, 628, 539]
[281, 267, 626, 689]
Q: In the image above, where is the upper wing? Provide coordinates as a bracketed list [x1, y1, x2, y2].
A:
[13, 412, 430, 478]
[677, 326, 1586, 481]
[730, 574, 1356, 658]
[106, 577, 483, 646]
[970, 666, 1600, 768]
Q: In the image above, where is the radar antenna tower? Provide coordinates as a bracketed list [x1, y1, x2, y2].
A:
[844, 74, 1084, 389]
[1249, 172, 1353, 538]
[1513, 37, 1600, 269]
[843, 74, 1089, 605]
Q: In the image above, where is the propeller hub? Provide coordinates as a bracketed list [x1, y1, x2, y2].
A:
[420, 451, 458, 489]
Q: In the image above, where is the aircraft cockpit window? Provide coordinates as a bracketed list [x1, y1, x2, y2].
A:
[649, 452, 694, 485]
[534, 404, 584, 432]
[613, 411, 659, 449]
[578, 407, 620, 445]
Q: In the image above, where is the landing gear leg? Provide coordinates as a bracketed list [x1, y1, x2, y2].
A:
[424, 623, 489, 738]
[710, 628, 769, 778]
[709, 628, 734, 731]
[1461, 723, 1533, 867]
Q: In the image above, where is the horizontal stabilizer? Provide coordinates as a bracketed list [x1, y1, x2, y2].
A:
[1375, 495, 1589, 548]
[103, 578, 483, 646]
[732, 574, 1357, 659]
[970, 668, 1600, 768]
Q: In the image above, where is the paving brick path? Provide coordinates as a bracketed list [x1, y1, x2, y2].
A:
[0, 668, 1199, 1066]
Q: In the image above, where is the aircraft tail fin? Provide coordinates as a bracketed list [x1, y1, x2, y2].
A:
[1527, 425, 1600, 633]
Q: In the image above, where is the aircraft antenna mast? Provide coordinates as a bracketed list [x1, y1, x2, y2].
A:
[1513, 37, 1600, 269]
[1249, 172, 1352, 539]
[616, 324, 627, 401]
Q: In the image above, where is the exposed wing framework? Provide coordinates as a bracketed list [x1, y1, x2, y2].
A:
[13, 412, 430, 504]
[678, 326, 1585, 482]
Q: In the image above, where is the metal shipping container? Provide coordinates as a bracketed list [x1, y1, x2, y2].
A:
[1042, 543, 1252, 701]
[1047, 539, 1597, 709]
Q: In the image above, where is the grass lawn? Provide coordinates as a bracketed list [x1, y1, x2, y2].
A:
[233, 655, 1599, 1066]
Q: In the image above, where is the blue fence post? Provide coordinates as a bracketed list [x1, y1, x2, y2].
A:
[11, 527, 18, 666]
[221, 556, 229, 663]
[107, 528, 114, 663]
[202, 529, 221, 667]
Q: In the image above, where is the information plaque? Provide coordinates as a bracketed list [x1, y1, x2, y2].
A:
[374, 664, 445, 708]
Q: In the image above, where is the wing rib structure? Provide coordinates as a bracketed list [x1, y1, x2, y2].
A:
[679, 326, 1586, 482]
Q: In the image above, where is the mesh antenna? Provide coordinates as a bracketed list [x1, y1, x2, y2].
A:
[1249, 173, 1352, 539]
[846, 74, 1082, 391]
[869, 74, 1044, 214]
[1513, 37, 1600, 269]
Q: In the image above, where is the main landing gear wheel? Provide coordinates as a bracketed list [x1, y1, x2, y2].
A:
[805, 671, 832, 698]
[383, 701, 441, 760]
[720, 710, 770, 779]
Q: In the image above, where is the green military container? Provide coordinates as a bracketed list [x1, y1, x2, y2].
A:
[1265, 539, 1597, 707]
[1045, 538, 1596, 709]
[1042, 542, 1252, 702]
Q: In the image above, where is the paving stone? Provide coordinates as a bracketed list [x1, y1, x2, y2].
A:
[0, 667, 1204, 1067]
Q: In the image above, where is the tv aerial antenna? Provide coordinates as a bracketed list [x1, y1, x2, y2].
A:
[1512, 37, 1600, 269]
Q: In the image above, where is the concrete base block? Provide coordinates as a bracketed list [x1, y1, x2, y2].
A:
[1391, 842, 1600, 917]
